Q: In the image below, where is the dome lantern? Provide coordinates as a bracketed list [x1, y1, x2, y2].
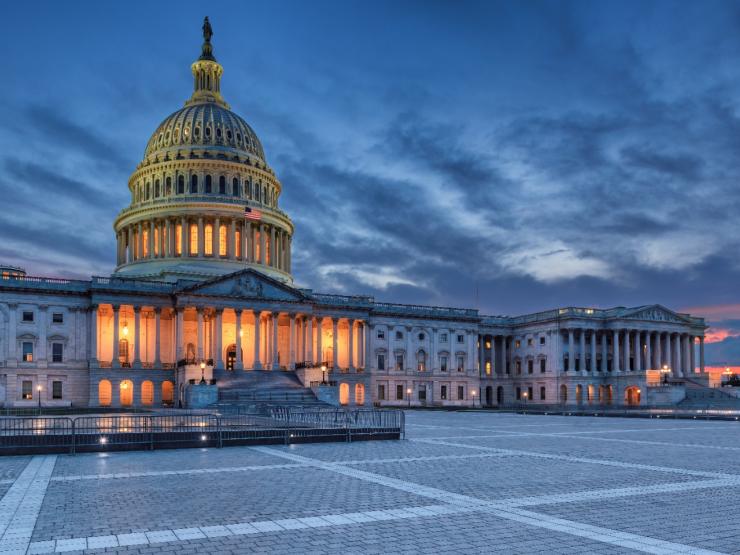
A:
[186, 17, 229, 110]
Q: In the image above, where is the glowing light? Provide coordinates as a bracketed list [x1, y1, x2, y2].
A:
[122, 322, 129, 336]
[200, 435, 207, 441]
[100, 437, 108, 444]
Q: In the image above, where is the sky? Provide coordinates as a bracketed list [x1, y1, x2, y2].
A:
[1, 0, 740, 366]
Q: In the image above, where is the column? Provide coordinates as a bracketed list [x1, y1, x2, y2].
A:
[182, 217, 189, 256]
[348, 319, 355, 371]
[214, 309, 223, 369]
[197, 217, 204, 257]
[112, 304, 120, 368]
[502, 336, 507, 373]
[699, 336, 705, 373]
[567, 329, 574, 371]
[289, 313, 296, 370]
[365, 322, 372, 370]
[635, 331, 642, 372]
[259, 224, 266, 264]
[646, 332, 652, 370]
[234, 309, 243, 370]
[683, 334, 690, 377]
[590, 330, 596, 372]
[306, 317, 314, 364]
[149, 220, 155, 258]
[689, 336, 695, 374]
[579, 329, 586, 374]
[154, 308, 161, 365]
[196, 308, 204, 361]
[612, 330, 620, 373]
[250, 310, 261, 370]
[175, 308, 184, 361]
[406, 326, 413, 371]
[332, 318, 338, 370]
[674, 333, 682, 377]
[666, 332, 673, 375]
[229, 219, 237, 260]
[655, 332, 662, 369]
[270, 226, 276, 267]
[272, 313, 280, 369]
[623, 329, 630, 371]
[316, 317, 323, 364]
[212, 217, 219, 257]
[600, 332, 607, 372]
[37, 306, 47, 362]
[89, 305, 98, 364]
[137, 221, 143, 259]
[133, 307, 141, 367]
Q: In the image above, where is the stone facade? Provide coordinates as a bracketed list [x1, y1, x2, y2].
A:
[0, 21, 707, 410]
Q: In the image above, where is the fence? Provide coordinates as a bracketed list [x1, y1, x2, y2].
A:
[0, 408, 404, 456]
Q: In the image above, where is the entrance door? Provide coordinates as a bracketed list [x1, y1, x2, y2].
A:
[496, 386, 504, 405]
[486, 386, 493, 406]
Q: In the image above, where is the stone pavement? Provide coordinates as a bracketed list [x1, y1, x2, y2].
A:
[1, 411, 739, 554]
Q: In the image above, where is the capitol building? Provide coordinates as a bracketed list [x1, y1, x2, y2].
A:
[0, 20, 707, 410]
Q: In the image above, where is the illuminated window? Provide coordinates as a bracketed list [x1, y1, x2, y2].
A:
[485, 361, 491, 375]
[142, 229, 149, 257]
[162, 381, 174, 406]
[141, 380, 154, 405]
[339, 383, 349, 405]
[515, 339, 521, 348]
[190, 224, 198, 255]
[265, 236, 271, 265]
[416, 350, 426, 371]
[395, 354, 404, 370]
[457, 355, 464, 372]
[204, 224, 213, 255]
[355, 383, 365, 405]
[175, 224, 182, 255]
[153, 228, 159, 256]
[22, 342, 33, 362]
[22, 380, 33, 400]
[235, 229, 241, 258]
[99, 380, 112, 406]
[219, 225, 227, 256]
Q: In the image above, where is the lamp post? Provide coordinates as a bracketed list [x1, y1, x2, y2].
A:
[660, 365, 671, 384]
[37, 384, 42, 410]
[200, 360, 206, 384]
[321, 364, 327, 385]
[471, 389, 477, 407]
[407, 387, 412, 408]
[522, 390, 528, 410]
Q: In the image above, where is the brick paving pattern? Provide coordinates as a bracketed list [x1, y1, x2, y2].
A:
[0, 411, 738, 554]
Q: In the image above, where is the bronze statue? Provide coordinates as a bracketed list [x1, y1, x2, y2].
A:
[202, 16, 213, 43]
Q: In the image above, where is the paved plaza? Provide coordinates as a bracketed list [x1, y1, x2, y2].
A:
[1, 412, 739, 554]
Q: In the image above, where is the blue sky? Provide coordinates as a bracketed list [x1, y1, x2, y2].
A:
[2, 1, 740, 364]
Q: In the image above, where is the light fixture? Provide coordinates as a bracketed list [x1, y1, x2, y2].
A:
[239, 329, 243, 337]
[100, 437, 108, 444]
[121, 382, 128, 390]
[122, 321, 129, 336]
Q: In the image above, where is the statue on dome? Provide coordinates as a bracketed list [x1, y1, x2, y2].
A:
[202, 17, 213, 43]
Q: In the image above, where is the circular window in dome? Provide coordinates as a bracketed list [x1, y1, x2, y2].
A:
[236, 133, 242, 143]
[174, 127, 180, 140]
[183, 127, 190, 139]
[216, 128, 222, 138]
[205, 127, 211, 137]
[226, 130, 232, 141]
[194, 127, 200, 138]
[165, 130, 171, 141]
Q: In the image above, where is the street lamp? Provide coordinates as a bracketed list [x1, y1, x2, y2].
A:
[471, 389, 477, 407]
[36, 384, 42, 409]
[407, 387, 412, 408]
[200, 360, 206, 384]
[321, 364, 327, 384]
[522, 390, 528, 409]
[660, 365, 671, 384]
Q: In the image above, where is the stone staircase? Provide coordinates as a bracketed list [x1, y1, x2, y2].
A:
[212, 370, 331, 408]
[677, 376, 740, 409]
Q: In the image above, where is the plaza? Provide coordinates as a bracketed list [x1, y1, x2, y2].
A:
[1, 411, 739, 554]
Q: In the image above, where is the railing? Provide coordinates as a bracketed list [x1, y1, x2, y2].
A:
[0, 408, 404, 455]
[372, 302, 478, 318]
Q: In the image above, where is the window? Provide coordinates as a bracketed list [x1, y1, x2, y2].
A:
[232, 178, 240, 196]
[52, 312, 63, 324]
[204, 224, 214, 255]
[457, 334, 464, 343]
[175, 224, 183, 254]
[515, 340, 521, 348]
[528, 386, 534, 400]
[418, 333, 425, 341]
[527, 338, 533, 346]
[166, 176, 172, 195]
[52, 381, 63, 400]
[516, 387, 521, 400]
[155, 179, 160, 197]
[378, 384, 385, 400]
[177, 175, 185, 194]
[516, 360, 522, 375]
[22, 311, 33, 322]
[527, 359, 533, 374]
[219, 225, 227, 256]
[22, 380, 33, 400]
[395, 354, 404, 370]
[396, 331, 403, 340]
[441, 385, 447, 400]
[457, 386, 464, 400]
[540, 386, 546, 400]
[540, 336, 546, 345]
[418, 386, 427, 402]
[377, 329, 385, 339]
[396, 384, 403, 400]
[540, 358, 546, 373]
[441, 333, 448, 342]
[417, 350, 426, 371]
[52, 343, 63, 363]
[485, 361, 491, 375]
[190, 174, 198, 194]
[440, 356, 448, 372]
[219, 176, 226, 194]
[205, 175, 212, 193]
[457, 355, 464, 372]
[235, 229, 241, 258]
[142, 229, 149, 257]
[189, 224, 198, 255]
[22, 342, 33, 362]
[377, 354, 385, 371]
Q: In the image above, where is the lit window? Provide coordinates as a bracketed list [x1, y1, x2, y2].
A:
[485, 340, 491, 349]
[457, 355, 464, 372]
[175, 224, 182, 255]
[22, 342, 33, 362]
[204, 224, 213, 255]
[22, 380, 33, 400]
[142, 229, 149, 257]
[395, 354, 404, 370]
[154, 228, 159, 256]
[255, 231, 261, 261]
[219, 225, 227, 256]
[515, 340, 521, 348]
[235, 229, 241, 258]
[485, 361, 491, 375]
[189, 224, 198, 255]
[417, 350, 426, 372]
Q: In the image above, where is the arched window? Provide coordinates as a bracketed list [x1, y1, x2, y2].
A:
[165, 176, 172, 195]
[576, 384, 583, 404]
[189, 224, 198, 255]
[98, 380, 112, 407]
[560, 384, 568, 403]
[204, 224, 213, 255]
[141, 380, 154, 405]
[120, 380, 133, 406]
[153, 227, 159, 256]
[339, 383, 349, 405]
[155, 179, 160, 197]
[355, 383, 365, 405]
[177, 175, 185, 194]
[175, 224, 183, 255]
[255, 230, 261, 261]
[186, 342, 196, 363]
[142, 229, 149, 257]
[119, 339, 129, 365]
[232, 178, 239, 196]
[255, 184, 261, 202]
[190, 174, 198, 194]
[205, 175, 212, 194]
[162, 381, 174, 406]
[416, 350, 426, 372]
[219, 225, 227, 257]
[218, 176, 226, 194]
[246, 179, 252, 199]
[263, 186, 267, 203]
[235, 229, 242, 258]
[145, 183, 151, 200]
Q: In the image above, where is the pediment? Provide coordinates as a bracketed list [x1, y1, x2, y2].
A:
[177, 269, 306, 302]
[619, 305, 691, 324]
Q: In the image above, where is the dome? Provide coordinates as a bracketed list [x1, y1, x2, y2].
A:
[144, 103, 266, 162]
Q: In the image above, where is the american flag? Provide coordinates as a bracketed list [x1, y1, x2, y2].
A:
[244, 206, 261, 221]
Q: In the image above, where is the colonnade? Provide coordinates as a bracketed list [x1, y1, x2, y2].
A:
[115, 217, 291, 273]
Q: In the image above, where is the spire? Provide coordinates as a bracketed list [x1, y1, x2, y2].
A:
[185, 16, 229, 109]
